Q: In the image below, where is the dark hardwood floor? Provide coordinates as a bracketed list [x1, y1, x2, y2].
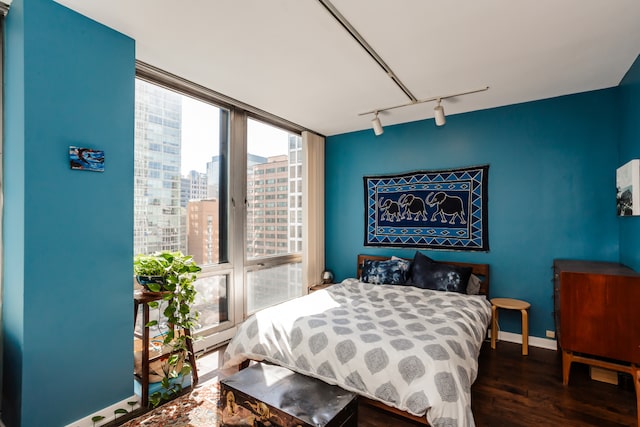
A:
[358, 341, 637, 426]
[153, 339, 636, 427]
[475, 341, 635, 427]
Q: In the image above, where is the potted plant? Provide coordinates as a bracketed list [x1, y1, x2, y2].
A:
[133, 253, 168, 291]
[133, 251, 202, 406]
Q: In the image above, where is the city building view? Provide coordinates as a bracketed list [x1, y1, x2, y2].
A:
[134, 79, 303, 330]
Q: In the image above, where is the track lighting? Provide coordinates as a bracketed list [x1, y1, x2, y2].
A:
[359, 86, 489, 134]
[371, 112, 384, 136]
[320, 0, 487, 132]
[434, 99, 446, 127]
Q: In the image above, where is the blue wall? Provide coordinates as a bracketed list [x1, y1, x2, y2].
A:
[325, 89, 620, 340]
[618, 55, 640, 270]
[0, 0, 637, 423]
[2, 1, 135, 426]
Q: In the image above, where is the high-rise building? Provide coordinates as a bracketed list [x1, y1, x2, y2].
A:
[134, 88, 302, 271]
[206, 153, 267, 199]
[133, 79, 185, 256]
[187, 199, 219, 265]
[246, 155, 290, 258]
[205, 156, 221, 199]
[288, 135, 303, 254]
[181, 170, 208, 208]
[244, 137, 302, 259]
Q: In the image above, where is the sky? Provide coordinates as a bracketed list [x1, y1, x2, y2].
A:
[181, 95, 290, 176]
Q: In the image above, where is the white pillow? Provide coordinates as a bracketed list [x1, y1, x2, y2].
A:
[467, 274, 482, 295]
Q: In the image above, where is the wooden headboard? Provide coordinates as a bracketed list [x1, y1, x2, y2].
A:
[356, 254, 490, 296]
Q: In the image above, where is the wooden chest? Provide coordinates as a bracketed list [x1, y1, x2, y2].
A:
[553, 259, 640, 426]
[553, 259, 640, 363]
[219, 362, 358, 427]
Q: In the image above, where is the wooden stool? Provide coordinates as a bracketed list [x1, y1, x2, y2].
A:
[491, 297, 531, 355]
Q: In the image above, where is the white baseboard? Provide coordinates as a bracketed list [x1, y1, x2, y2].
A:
[491, 330, 558, 351]
[65, 395, 140, 427]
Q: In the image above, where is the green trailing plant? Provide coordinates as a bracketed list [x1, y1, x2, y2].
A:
[113, 408, 128, 419]
[133, 251, 202, 407]
[91, 415, 105, 426]
[85, 400, 140, 427]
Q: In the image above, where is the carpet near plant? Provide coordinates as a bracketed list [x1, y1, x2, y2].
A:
[120, 382, 222, 427]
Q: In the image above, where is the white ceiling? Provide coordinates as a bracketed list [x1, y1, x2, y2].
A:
[50, 0, 640, 136]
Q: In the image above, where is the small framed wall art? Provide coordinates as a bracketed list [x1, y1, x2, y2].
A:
[616, 159, 640, 216]
[69, 146, 104, 172]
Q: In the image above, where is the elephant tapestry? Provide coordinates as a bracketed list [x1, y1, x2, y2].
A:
[364, 165, 489, 251]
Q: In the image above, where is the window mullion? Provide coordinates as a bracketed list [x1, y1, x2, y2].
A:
[229, 109, 247, 322]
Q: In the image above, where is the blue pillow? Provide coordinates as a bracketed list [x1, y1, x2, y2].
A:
[405, 251, 435, 286]
[407, 251, 472, 294]
[361, 258, 410, 285]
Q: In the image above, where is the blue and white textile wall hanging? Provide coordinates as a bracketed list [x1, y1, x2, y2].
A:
[364, 165, 489, 251]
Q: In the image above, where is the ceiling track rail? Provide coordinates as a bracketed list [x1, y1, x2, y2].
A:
[358, 86, 490, 116]
[317, 0, 418, 103]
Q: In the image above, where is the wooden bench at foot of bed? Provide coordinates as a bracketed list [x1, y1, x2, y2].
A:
[221, 362, 358, 427]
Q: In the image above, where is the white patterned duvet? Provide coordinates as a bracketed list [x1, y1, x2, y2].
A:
[223, 279, 492, 427]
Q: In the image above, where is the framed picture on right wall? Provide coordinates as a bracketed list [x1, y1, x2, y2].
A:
[616, 159, 640, 216]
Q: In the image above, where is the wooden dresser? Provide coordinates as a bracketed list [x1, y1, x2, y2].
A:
[553, 259, 640, 424]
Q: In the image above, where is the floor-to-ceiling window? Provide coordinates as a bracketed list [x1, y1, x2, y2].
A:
[134, 63, 305, 350]
[245, 118, 303, 314]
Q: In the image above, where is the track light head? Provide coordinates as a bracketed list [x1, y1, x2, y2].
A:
[359, 86, 488, 129]
[372, 112, 384, 136]
[434, 100, 446, 126]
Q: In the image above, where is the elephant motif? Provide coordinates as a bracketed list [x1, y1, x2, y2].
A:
[378, 198, 402, 222]
[426, 192, 467, 224]
[398, 193, 427, 221]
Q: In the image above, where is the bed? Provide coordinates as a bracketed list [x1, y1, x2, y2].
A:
[223, 253, 492, 427]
